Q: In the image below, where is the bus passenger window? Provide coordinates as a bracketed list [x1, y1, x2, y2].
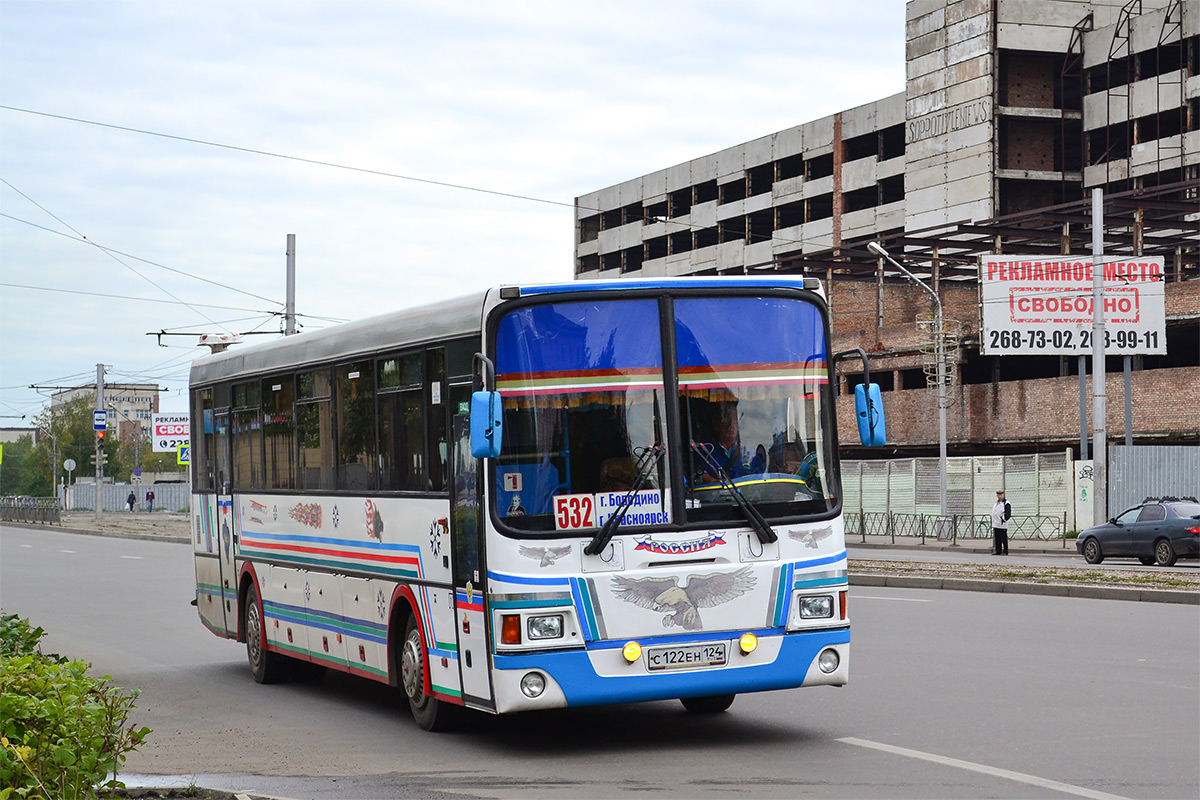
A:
[337, 362, 376, 491]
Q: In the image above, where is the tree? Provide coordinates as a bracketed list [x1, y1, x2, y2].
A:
[0, 435, 33, 496]
[20, 397, 123, 495]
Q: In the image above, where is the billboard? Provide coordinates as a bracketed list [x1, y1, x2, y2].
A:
[152, 413, 190, 453]
[980, 255, 1166, 356]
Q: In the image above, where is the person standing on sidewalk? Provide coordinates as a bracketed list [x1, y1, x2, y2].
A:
[992, 489, 1011, 555]
[146, 489, 155, 513]
[126, 490, 137, 513]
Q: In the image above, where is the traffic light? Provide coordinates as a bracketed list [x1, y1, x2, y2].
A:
[97, 429, 105, 441]
[93, 450, 108, 467]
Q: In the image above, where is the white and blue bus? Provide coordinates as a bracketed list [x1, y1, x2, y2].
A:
[190, 277, 885, 729]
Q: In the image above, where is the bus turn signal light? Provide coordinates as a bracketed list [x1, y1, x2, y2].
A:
[622, 641, 641, 663]
[500, 614, 521, 645]
[739, 633, 758, 656]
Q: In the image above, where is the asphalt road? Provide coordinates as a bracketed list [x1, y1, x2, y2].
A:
[2, 524, 1198, 799]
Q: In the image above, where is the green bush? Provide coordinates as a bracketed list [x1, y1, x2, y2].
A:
[0, 614, 61, 662]
[0, 613, 150, 800]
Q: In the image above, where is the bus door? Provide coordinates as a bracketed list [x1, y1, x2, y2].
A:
[449, 404, 494, 708]
[214, 411, 237, 633]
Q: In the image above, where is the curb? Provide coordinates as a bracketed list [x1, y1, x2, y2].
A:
[851, 573, 1198, 605]
[2, 521, 190, 545]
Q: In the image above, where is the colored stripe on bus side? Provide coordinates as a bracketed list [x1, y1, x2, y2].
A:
[196, 581, 235, 602]
[239, 545, 421, 580]
[263, 599, 388, 643]
[241, 532, 424, 569]
[772, 565, 791, 627]
[267, 639, 389, 680]
[487, 571, 571, 588]
[488, 597, 574, 610]
[198, 614, 234, 638]
[569, 577, 597, 642]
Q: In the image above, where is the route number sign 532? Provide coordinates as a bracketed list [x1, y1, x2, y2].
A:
[554, 494, 595, 530]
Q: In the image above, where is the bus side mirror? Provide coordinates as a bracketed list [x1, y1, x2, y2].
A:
[854, 383, 887, 447]
[470, 391, 503, 458]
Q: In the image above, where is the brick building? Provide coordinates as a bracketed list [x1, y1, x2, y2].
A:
[574, 0, 1199, 458]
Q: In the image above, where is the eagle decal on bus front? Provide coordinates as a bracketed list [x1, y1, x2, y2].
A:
[611, 567, 756, 630]
[519, 544, 572, 567]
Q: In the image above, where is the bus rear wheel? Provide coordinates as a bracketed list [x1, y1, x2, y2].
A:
[399, 615, 456, 731]
[681, 694, 735, 713]
[245, 582, 287, 684]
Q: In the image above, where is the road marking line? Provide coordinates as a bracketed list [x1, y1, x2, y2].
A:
[852, 595, 932, 602]
[20, 544, 32, 548]
[59, 549, 75, 554]
[119, 555, 144, 560]
[838, 737, 1129, 800]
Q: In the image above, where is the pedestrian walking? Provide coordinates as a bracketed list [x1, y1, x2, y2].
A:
[992, 489, 1011, 555]
[146, 489, 155, 512]
[126, 490, 137, 513]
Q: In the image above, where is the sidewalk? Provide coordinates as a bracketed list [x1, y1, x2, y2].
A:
[12, 510, 194, 543]
[849, 531, 1079, 556]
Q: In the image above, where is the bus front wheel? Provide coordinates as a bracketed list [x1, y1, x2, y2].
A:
[400, 615, 456, 731]
[244, 583, 287, 684]
[681, 694, 735, 713]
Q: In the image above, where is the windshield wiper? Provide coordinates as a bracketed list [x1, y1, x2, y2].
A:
[689, 441, 778, 545]
[584, 444, 665, 556]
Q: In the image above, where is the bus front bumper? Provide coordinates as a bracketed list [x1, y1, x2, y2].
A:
[491, 628, 849, 713]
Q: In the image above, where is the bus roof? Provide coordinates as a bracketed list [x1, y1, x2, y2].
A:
[189, 276, 822, 386]
[190, 291, 488, 386]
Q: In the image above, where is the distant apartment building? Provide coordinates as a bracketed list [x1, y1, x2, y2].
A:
[574, 0, 1199, 458]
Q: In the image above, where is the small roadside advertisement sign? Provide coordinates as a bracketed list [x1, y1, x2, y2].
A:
[152, 413, 191, 453]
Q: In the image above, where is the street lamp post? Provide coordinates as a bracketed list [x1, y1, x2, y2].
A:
[868, 241, 948, 522]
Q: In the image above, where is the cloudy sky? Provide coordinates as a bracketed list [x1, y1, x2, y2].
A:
[1, 1, 905, 418]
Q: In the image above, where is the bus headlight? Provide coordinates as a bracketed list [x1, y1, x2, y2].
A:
[798, 595, 834, 619]
[526, 614, 564, 640]
[818, 648, 840, 673]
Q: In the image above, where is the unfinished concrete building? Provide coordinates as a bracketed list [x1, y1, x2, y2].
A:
[574, 0, 1199, 459]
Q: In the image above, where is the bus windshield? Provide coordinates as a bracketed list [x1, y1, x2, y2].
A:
[493, 293, 836, 534]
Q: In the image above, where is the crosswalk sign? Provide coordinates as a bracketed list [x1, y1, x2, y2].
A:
[177, 444, 191, 465]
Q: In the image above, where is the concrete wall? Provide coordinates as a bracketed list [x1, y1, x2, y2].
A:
[904, 0, 996, 230]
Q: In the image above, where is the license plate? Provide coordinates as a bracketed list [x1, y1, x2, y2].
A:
[645, 642, 727, 671]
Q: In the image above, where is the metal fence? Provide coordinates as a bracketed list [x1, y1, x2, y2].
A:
[0, 496, 62, 525]
[844, 511, 1067, 544]
[67, 482, 191, 513]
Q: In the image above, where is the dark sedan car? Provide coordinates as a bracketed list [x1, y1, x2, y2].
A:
[1077, 498, 1200, 566]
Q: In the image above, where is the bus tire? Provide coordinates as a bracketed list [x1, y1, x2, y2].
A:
[245, 582, 287, 684]
[680, 694, 735, 713]
[400, 615, 455, 731]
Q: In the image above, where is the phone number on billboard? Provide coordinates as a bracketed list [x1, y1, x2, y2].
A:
[987, 328, 1162, 353]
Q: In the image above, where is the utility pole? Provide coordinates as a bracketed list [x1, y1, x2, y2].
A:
[95, 363, 105, 522]
[1091, 189, 1107, 525]
[285, 233, 297, 335]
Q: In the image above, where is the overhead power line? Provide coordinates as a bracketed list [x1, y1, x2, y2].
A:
[0, 104, 843, 262]
[1, 104, 576, 210]
[0, 281, 276, 313]
[0, 210, 281, 306]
